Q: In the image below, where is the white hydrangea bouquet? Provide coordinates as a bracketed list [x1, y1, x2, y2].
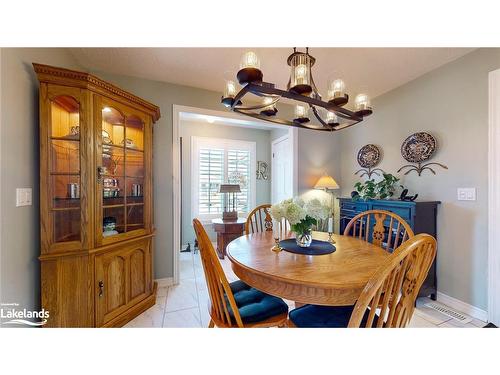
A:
[269, 197, 330, 247]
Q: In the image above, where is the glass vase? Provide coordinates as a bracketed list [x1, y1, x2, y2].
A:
[295, 229, 312, 247]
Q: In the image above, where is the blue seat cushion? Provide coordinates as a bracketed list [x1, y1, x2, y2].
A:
[289, 304, 379, 328]
[226, 280, 288, 324]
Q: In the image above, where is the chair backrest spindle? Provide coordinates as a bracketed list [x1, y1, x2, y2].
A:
[245, 204, 273, 234]
[344, 210, 414, 252]
[246, 204, 290, 235]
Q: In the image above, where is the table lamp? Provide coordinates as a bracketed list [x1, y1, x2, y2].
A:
[314, 174, 340, 231]
[219, 184, 241, 221]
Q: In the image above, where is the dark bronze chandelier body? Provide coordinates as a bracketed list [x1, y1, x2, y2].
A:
[221, 48, 373, 131]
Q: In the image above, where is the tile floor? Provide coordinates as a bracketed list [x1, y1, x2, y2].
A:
[125, 249, 487, 328]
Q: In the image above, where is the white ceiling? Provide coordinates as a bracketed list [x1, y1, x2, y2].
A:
[69, 48, 475, 99]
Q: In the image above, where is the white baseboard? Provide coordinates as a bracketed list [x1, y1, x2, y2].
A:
[437, 291, 488, 322]
[155, 277, 174, 288]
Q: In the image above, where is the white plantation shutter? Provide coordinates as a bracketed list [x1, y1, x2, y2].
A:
[192, 137, 256, 221]
[198, 148, 224, 214]
[227, 149, 250, 213]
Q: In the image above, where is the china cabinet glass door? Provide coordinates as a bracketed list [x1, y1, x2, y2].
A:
[49, 95, 81, 243]
[98, 101, 147, 243]
[124, 115, 145, 232]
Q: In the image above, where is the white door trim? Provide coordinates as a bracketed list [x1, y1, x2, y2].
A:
[172, 104, 298, 285]
[488, 69, 500, 326]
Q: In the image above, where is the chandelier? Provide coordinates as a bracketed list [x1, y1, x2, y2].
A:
[221, 48, 373, 131]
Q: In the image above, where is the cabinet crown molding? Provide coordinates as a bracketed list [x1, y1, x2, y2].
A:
[33, 63, 161, 122]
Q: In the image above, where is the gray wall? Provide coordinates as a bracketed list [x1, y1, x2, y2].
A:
[180, 120, 272, 244]
[0, 48, 83, 312]
[339, 48, 500, 310]
[297, 128, 342, 233]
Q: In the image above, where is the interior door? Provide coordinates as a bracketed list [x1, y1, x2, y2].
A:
[272, 135, 293, 203]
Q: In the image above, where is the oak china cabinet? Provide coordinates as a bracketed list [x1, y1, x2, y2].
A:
[34, 64, 161, 327]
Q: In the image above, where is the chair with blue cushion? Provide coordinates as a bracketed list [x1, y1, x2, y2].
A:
[289, 233, 437, 328]
[193, 218, 289, 328]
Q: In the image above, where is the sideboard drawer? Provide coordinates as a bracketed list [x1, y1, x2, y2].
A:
[371, 203, 413, 222]
[341, 200, 368, 213]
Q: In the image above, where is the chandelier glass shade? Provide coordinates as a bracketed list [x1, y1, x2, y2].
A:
[221, 48, 373, 132]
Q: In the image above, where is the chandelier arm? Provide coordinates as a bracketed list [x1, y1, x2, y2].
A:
[233, 108, 334, 131]
[233, 107, 361, 132]
[309, 106, 361, 131]
[232, 96, 281, 111]
[310, 105, 335, 130]
[242, 83, 362, 121]
[230, 84, 250, 110]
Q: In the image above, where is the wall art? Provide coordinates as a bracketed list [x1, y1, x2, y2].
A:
[256, 161, 269, 180]
[354, 144, 385, 178]
[397, 132, 448, 176]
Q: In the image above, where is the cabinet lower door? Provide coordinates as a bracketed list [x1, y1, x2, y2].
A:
[95, 238, 151, 326]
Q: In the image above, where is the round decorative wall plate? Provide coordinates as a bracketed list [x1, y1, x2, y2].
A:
[357, 144, 381, 168]
[401, 132, 436, 163]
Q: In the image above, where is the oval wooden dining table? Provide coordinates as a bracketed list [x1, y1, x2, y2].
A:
[226, 231, 390, 306]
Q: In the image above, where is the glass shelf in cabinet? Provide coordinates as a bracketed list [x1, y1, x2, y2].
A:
[50, 136, 80, 142]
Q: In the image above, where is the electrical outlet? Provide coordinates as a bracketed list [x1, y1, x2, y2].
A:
[457, 188, 476, 201]
[16, 188, 32, 207]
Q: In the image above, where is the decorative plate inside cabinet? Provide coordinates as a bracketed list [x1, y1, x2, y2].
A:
[401, 132, 436, 163]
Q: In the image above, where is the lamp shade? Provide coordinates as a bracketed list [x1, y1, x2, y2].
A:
[219, 184, 241, 193]
[314, 175, 339, 190]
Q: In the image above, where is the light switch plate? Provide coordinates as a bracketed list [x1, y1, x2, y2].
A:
[16, 188, 32, 207]
[457, 187, 476, 201]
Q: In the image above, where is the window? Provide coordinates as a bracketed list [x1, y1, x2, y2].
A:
[192, 137, 256, 221]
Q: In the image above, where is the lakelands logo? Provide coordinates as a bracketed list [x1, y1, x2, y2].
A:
[0, 303, 49, 326]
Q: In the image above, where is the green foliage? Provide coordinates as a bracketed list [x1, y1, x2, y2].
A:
[353, 179, 377, 201]
[290, 215, 317, 235]
[377, 173, 400, 199]
[353, 173, 400, 201]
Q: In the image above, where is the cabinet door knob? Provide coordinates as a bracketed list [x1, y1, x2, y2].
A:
[98, 280, 104, 297]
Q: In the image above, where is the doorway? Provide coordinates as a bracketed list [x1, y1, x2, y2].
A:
[172, 105, 298, 284]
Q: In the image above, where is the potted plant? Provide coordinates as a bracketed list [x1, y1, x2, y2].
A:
[353, 173, 400, 201]
[353, 179, 377, 200]
[270, 198, 330, 247]
[377, 173, 400, 199]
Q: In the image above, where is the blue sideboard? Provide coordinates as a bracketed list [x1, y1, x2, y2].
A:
[338, 197, 440, 300]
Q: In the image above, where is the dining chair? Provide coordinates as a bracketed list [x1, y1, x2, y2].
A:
[245, 204, 289, 235]
[245, 204, 272, 234]
[288, 233, 437, 328]
[343, 209, 414, 252]
[192, 218, 289, 328]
